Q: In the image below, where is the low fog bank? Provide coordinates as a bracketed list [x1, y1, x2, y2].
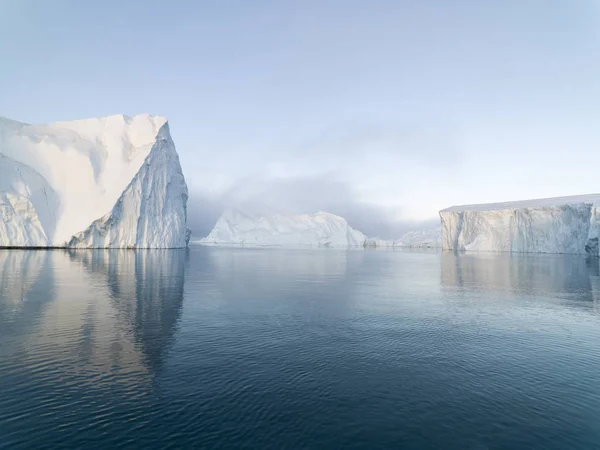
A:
[186, 175, 440, 240]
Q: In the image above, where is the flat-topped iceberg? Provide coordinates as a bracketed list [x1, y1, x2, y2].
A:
[0, 114, 189, 248]
[440, 194, 600, 255]
[199, 209, 367, 247]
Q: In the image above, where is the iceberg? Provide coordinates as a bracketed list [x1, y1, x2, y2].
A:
[0, 114, 189, 248]
[199, 209, 367, 247]
[364, 227, 442, 249]
[439, 194, 600, 255]
[199, 209, 442, 249]
[396, 228, 442, 248]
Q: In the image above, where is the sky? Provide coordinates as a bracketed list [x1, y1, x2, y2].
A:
[1, 0, 600, 238]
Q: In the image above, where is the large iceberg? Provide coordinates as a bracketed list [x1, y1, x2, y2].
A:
[199, 209, 367, 247]
[0, 114, 189, 248]
[439, 194, 600, 255]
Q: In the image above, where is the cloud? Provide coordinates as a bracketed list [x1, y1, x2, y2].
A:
[187, 173, 440, 239]
[184, 118, 461, 238]
[291, 119, 462, 168]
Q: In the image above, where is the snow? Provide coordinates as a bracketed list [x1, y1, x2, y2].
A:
[440, 194, 600, 255]
[0, 114, 189, 248]
[0, 155, 59, 246]
[199, 209, 367, 247]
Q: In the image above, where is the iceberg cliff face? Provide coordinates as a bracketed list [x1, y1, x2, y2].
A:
[200, 210, 367, 247]
[0, 114, 189, 248]
[68, 123, 189, 248]
[440, 194, 600, 255]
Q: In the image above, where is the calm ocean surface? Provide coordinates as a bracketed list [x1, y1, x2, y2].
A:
[2, 246, 600, 449]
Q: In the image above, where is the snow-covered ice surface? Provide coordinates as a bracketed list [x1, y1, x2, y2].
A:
[0, 155, 60, 246]
[440, 194, 600, 255]
[199, 210, 367, 247]
[0, 114, 189, 248]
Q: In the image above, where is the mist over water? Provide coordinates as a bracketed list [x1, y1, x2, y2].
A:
[2, 247, 600, 449]
[185, 175, 441, 240]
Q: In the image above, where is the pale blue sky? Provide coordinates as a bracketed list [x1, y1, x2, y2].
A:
[2, 0, 600, 237]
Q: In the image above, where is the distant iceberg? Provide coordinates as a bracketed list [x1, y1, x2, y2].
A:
[199, 209, 367, 247]
[0, 114, 189, 248]
[440, 194, 600, 255]
[199, 209, 442, 249]
[365, 227, 442, 249]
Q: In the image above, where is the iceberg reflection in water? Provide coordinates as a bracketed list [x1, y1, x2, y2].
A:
[441, 251, 600, 308]
[0, 249, 186, 383]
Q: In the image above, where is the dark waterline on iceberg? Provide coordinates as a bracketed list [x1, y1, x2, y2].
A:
[2, 247, 600, 449]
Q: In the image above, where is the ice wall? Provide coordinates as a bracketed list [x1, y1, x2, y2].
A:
[440, 194, 600, 255]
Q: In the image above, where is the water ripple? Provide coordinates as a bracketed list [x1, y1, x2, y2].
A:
[1, 248, 600, 449]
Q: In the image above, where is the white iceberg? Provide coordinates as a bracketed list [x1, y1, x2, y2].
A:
[365, 227, 442, 248]
[199, 209, 367, 247]
[199, 209, 442, 249]
[0, 114, 189, 248]
[439, 194, 600, 255]
[396, 228, 442, 248]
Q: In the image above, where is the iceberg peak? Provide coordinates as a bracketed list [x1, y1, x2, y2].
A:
[0, 113, 189, 248]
